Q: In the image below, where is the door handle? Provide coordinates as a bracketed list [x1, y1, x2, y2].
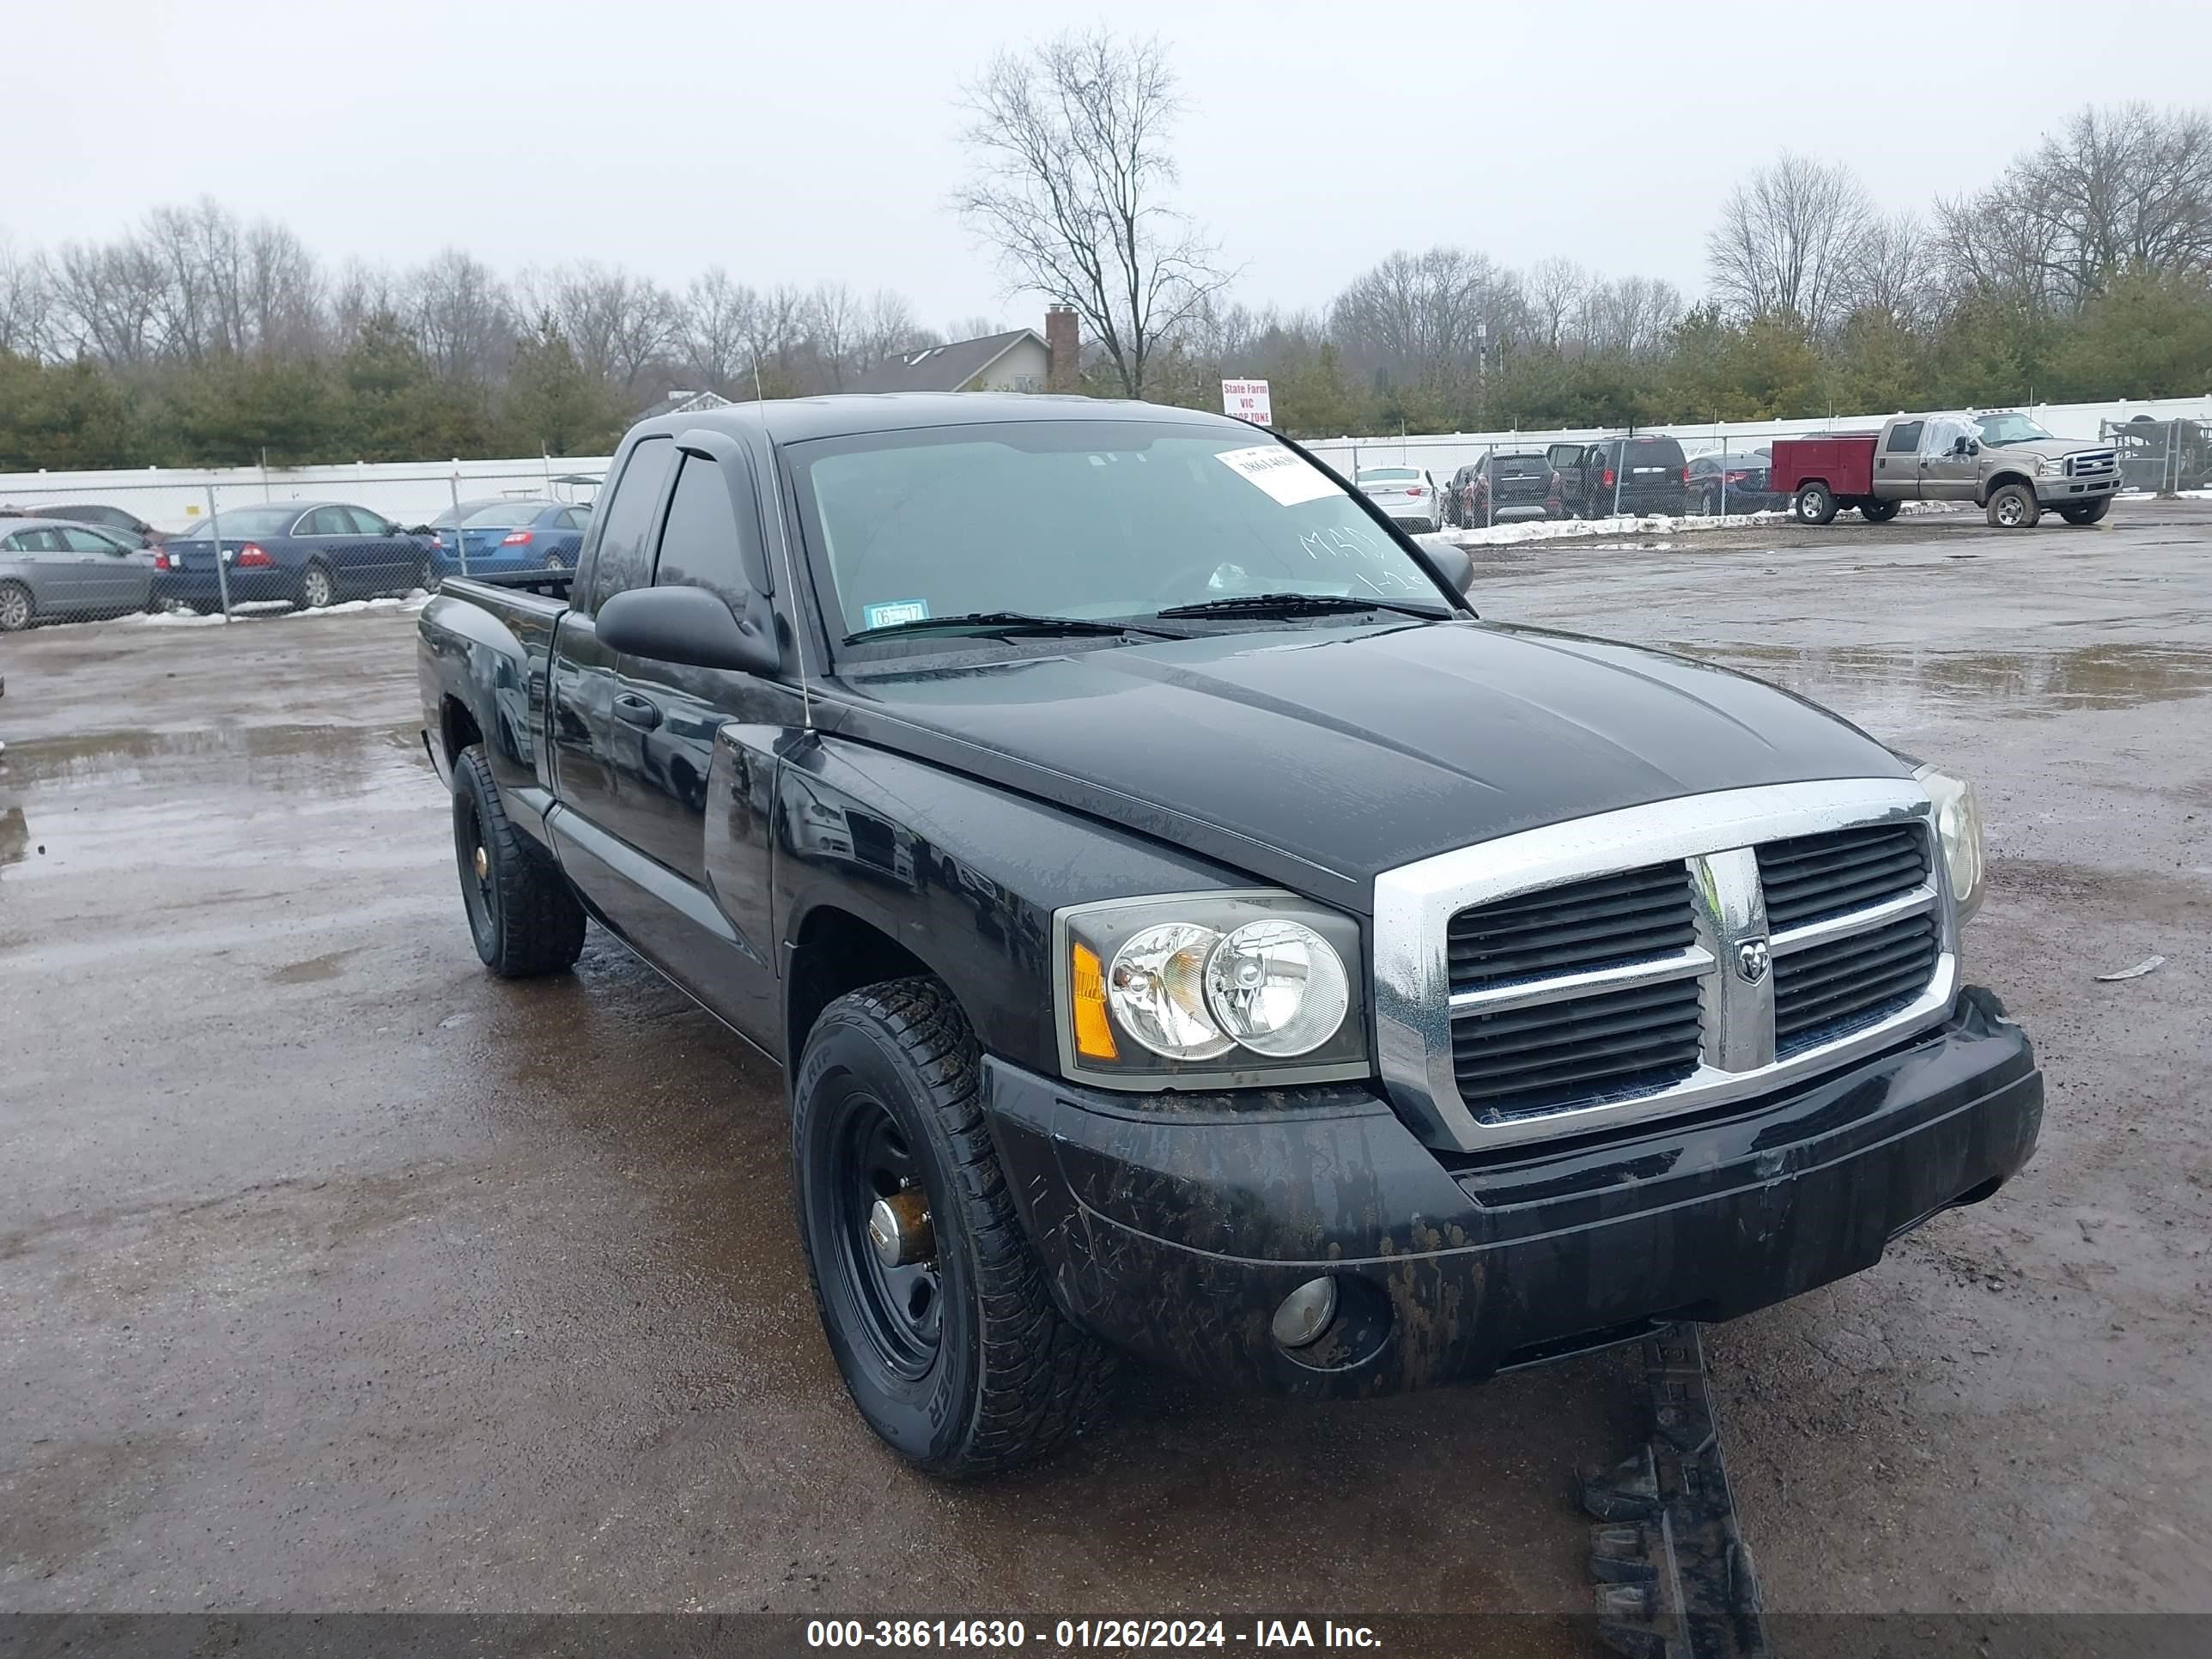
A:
[613, 693, 662, 731]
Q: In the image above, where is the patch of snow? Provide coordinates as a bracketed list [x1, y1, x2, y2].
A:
[119, 608, 237, 628]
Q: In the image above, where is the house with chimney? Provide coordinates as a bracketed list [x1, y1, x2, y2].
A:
[854, 306, 1081, 395]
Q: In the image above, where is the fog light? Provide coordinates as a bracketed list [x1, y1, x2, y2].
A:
[1271, 1277, 1338, 1350]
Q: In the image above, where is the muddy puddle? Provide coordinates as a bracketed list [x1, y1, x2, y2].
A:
[1670, 641, 2212, 721]
[0, 722, 433, 882]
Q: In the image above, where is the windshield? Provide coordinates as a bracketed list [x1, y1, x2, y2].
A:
[791, 421, 1447, 651]
[461, 501, 545, 528]
[1974, 413, 2054, 447]
[1357, 468, 1419, 484]
[176, 505, 301, 540]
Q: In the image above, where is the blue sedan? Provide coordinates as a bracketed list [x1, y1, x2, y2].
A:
[155, 501, 436, 612]
[427, 499, 590, 584]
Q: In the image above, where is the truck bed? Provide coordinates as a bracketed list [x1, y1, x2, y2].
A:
[1769, 434, 1878, 499]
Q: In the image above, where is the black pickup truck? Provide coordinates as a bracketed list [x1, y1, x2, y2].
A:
[418, 393, 2041, 1478]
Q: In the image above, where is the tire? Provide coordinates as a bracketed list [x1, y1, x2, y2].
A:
[2059, 496, 2111, 525]
[544, 550, 567, 570]
[1793, 483, 1838, 526]
[1985, 483, 2039, 529]
[1860, 498, 1901, 524]
[451, 744, 586, 976]
[0, 580, 30, 632]
[793, 976, 1115, 1479]
[300, 562, 337, 610]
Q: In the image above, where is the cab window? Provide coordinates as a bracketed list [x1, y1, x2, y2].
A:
[653, 454, 762, 614]
[586, 436, 678, 611]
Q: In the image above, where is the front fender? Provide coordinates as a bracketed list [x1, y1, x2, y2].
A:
[775, 738, 1261, 1075]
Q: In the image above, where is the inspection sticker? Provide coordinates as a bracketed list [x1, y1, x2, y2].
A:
[1214, 444, 1342, 507]
[862, 599, 930, 629]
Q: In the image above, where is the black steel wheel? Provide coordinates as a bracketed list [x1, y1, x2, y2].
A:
[450, 744, 586, 975]
[793, 977, 1115, 1479]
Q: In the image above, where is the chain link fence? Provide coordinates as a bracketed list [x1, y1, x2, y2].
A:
[0, 467, 600, 634]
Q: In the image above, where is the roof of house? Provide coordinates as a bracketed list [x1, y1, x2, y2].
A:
[635, 388, 734, 422]
[850, 329, 1046, 394]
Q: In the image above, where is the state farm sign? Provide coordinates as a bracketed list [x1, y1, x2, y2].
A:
[1220, 379, 1273, 426]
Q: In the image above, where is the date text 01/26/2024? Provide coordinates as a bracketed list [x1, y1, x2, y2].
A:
[805, 1620, 1382, 1650]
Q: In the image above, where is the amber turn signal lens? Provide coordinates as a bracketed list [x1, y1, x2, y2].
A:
[1071, 943, 1117, 1060]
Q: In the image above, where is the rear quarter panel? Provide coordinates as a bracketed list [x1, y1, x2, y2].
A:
[417, 582, 568, 838]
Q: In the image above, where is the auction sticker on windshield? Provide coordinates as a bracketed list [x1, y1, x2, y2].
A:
[863, 599, 929, 629]
[1214, 444, 1343, 507]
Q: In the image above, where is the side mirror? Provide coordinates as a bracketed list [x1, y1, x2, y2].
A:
[1419, 543, 1476, 597]
[597, 584, 779, 674]
[1951, 436, 1970, 457]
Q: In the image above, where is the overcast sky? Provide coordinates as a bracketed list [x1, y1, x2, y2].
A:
[15, 0, 2212, 334]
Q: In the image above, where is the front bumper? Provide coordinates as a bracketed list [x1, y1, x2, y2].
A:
[982, 986, 2039, 1398]
[2032, 473, 2120, 504]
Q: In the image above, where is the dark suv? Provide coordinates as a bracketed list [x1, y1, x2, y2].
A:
[1446, 452, 1564, 526]
[1567, 435, 1690, 519]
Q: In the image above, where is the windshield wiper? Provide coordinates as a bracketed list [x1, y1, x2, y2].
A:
[842, 610, 1173, 645]
[1155, 592, 1449, 621]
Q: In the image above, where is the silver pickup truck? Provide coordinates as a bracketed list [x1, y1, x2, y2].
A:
[1774, 411, 2122, 529]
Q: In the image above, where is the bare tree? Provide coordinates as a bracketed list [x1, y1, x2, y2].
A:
[1525, 257, 1587, 353]
[407, 249, 513, 382]
[48, 236, 167, 366]
[1851, 211, 1937, 327]
[331, 260, 404, 349]
[1330, 246, 1510, 394]
[0, 236, 51, 357]
[1576, 274, 1684, 356]
[853, 289, 933, 376]
[683, 267, 754, 392]
[1936, 103, 2212, 310]
[804, 282, 863, 389]
[520, 263, 682, 393]
[956, 29, 1231, 398]
[1705, 152, 1875, 333]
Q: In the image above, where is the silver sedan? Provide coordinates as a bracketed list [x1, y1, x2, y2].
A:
[0, 517, 158, 630]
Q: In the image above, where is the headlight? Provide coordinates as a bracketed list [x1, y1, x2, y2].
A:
[1913, 762, 1985, 921]
[2036, 455, 2060, 476]
[1056, 893, 1369, 1088]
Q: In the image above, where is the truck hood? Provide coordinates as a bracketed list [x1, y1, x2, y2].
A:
[1990, 435, 2103, 462]
[830, 620, 1908, 907]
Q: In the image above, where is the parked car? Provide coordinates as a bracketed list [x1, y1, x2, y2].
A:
[17, 502, 168, 544]
[420, 392, 2038, 1480]
[154, 501, 435, 611]
[1684, 449, 1783, 515]
[428, 499, 591, 583]
[1449, 452, 1563, 526]
[0, 516, 157, 630]
[1565, 435, 1690, 519]
[1771, 411, 2120, 528]
[1354, 465, 1443, 532]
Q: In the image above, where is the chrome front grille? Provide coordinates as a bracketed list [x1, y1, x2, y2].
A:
[1774, 910, 1939, 1055]
[1447, 862, 1694, 991]
[1373, 780, 1958, 1152]
[1451, 975, 1704, 1116]
[1757, 823, 1929, 928]
[2067, 449, 2118, 478]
